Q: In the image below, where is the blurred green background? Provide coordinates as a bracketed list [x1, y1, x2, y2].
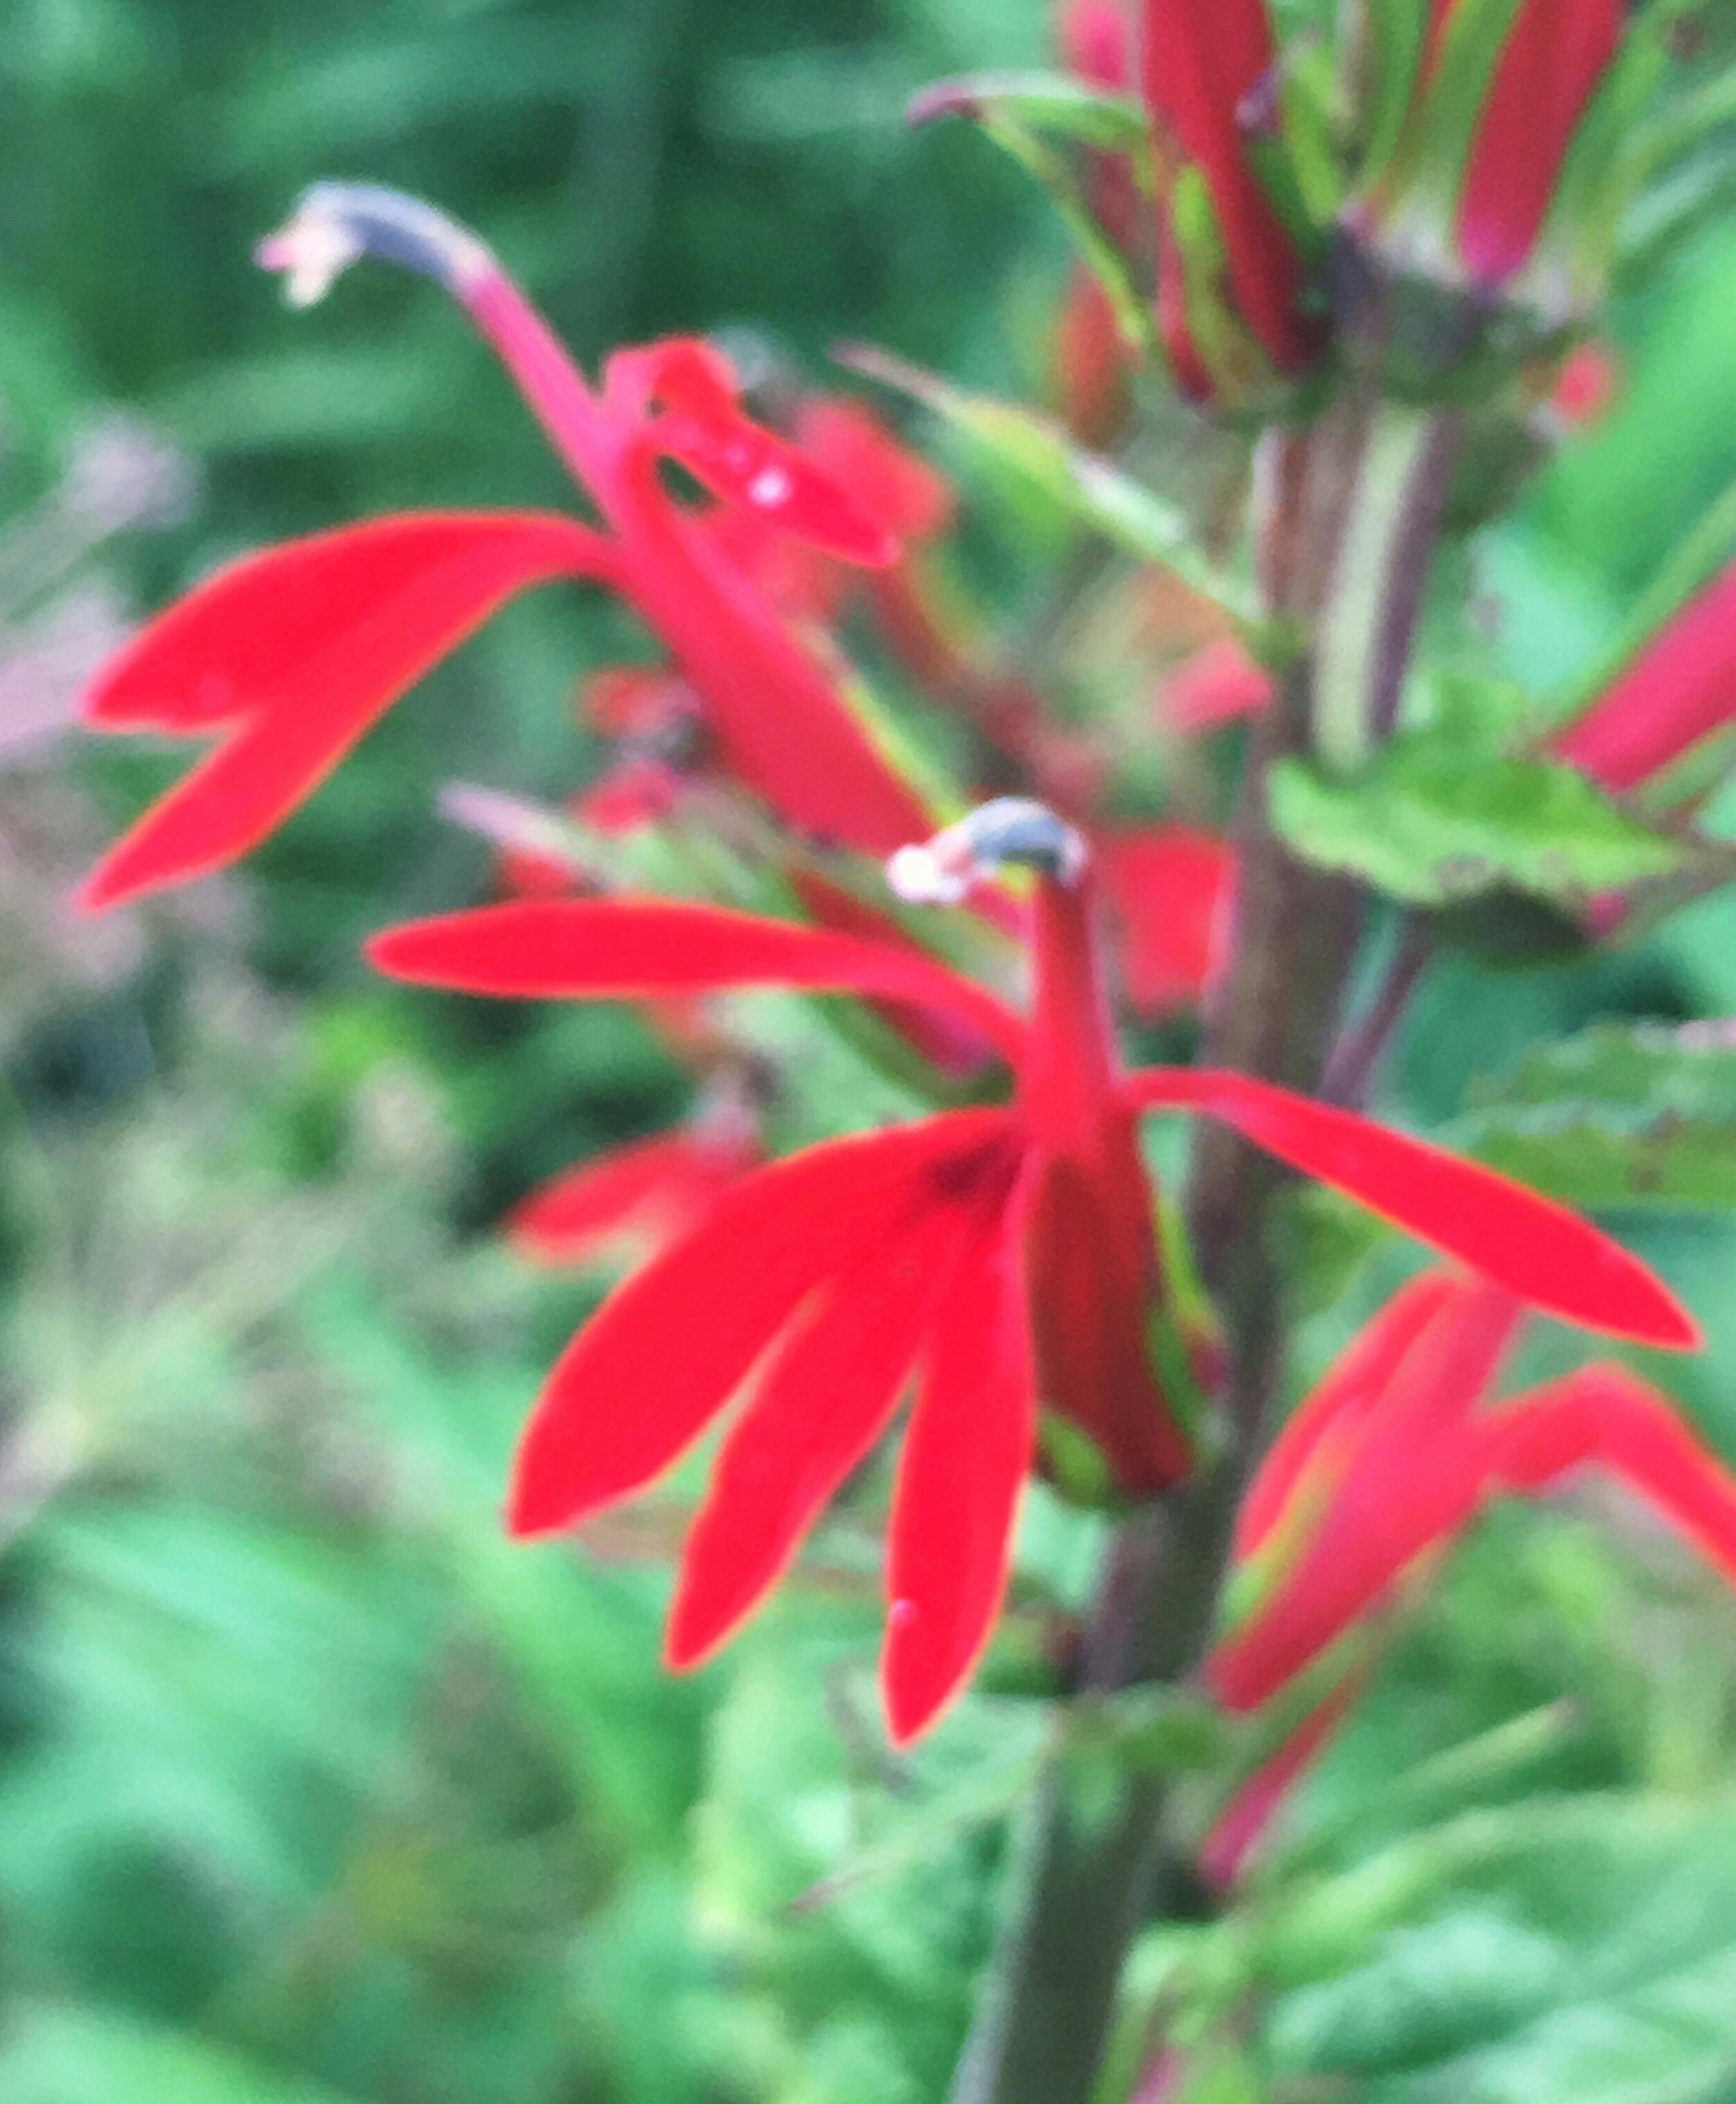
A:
[7, 1, 1736, 2099]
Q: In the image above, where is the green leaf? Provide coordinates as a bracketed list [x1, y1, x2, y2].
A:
[0, 2005, 361, 2104]
[1268, 737, 1689, 908]
[1260, 1796, 1736, 2104]
[1454, 1020, 1736, 1213]
[907, 71, 1147, 155]
[838, 344, 1250, 614]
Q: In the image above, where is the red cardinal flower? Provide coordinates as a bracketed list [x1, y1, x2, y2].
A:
[366, 801, 1694, 1742]
[1140, 0, 1317, 376]
[1552, 560, 1736, 799]
[1427, 0, 1623, 288]
[1204, 1268, 1736, 1879]
[77, 185, 930, 914]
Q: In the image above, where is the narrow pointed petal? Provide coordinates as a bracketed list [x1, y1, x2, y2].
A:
[507, 1127, 756, 1268]
[366, 897, 1027, 1060]
[655, 414, 899, 568]
[788, 866, 1001, 1076]
[78, 513, 609, 911]
[507, 1110, 1017, 1536]
[1552, 562, 1736, 794]
[83, 512, 609, 732]
[1449, 0, 1623, 287]
[1198, 1675, 1368, 1888]
[665, 1154, 1015, 1670]
[602, 444, 934, 855]
[1490, 1365, 1736, 1587]
[1235, 1271, 1463, 1556]
[882, 1206, 1037, 1744]
[1213, 1280, 1522, 1709]
[1140, 0, 1315, 371]
[1124, 1068, 1700, 1350]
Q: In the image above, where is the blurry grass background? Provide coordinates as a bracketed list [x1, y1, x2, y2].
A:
[6, 1, 1736, 2099]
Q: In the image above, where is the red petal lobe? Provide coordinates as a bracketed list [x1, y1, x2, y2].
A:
[366, 897, 1027, 1060]
[882, 1206, 1037, 1744]
[507, 1111, 1016, 1536]
[665, 1156, 1014, 1670]
[79, 513, 607, 910]
[1124, 1067, 1700, 1350]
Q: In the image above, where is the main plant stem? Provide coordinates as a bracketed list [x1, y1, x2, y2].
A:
[948, 401, 1455, 2104]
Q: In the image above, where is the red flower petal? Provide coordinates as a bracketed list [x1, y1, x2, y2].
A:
[1552, 561, 1736, 794]
[788, 866, 1001, 1076]
[606, 452, 934, 854]
[1234, 1270, 1463, 1557]
[1212, 1282, 1522, 1710]
[1058, 0, 1133, 90]
[1490, 1364, 1736, 1586]
[882, 1202, 1037, 1744]
[1140, 0, 1316, 372]
[78, 512, 608, 911]
[629, 339, 901, 567]
[664, 1149, 1017, 1670]
[631, 336, 742, 424]
[1021, 1145, 1190, 1495]
[1197, 1674, 1369, 1888]
[1160, 637, 1273, 733]
[365, 897, 1028, 1062]
[655, 413, 899, 569]
[1441, 0, 1623, 287]
[1124, 1067, 1700, 1350]
[795, 398, 955, 546]
[507, 1110, 1017, 1536]
[1099, 826, 1233, 1017]
[507, 1126, 756, 1268]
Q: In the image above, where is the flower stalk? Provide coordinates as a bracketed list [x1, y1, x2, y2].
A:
[947, 392, 1458, 2103]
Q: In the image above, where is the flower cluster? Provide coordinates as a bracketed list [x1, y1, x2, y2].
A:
[72, 17, 1732, 1761]
[1024, 0, 1654, 407]
[1205, 1270, 1736, 1883]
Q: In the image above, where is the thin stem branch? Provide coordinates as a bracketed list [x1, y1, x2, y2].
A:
[1319, 914, 1433, 1109]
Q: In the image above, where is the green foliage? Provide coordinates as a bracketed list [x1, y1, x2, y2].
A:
[1453, 1021, 1736, 1213]
[10, 3, 1736, 2103]
[1270, 738, 1688, 909]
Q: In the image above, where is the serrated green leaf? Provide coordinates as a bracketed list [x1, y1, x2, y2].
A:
[1453, 1020, 1736, 1213]
[1269, 738, 1689, 907]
